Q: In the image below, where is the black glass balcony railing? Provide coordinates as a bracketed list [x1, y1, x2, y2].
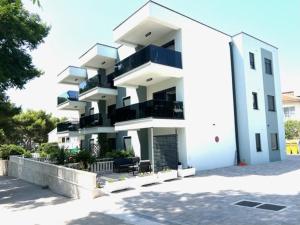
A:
[80, 113, 113, 128]
[115, 100, 184, 123]
[57, 121, 79, 132]
[114, 45, 182, 78]
[57, 91, 79, 105]
[79, 73, 116, 94]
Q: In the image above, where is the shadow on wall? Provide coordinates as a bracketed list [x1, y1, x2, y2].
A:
[197, 155, 300, 177]
[0, 176, 72, 211]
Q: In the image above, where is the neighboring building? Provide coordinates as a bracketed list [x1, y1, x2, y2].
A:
[55, 1, 285, 171]
[282, 91, 300, 120]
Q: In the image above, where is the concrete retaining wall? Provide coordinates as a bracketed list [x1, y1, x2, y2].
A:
[8, 156, 102, 199]
[0, 160, 8, 176]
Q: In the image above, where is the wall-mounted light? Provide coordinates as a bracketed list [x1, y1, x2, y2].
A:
[74, 78, 78, 82]
[102, 96, 106, 99]
[74, 106, 78, 108]
[101, 61, 106, 65]
[145, 32, 151, 37]
[146, 78, 153, 82]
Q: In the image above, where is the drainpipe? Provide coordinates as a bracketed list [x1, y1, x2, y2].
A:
[229, 42, 240, 164]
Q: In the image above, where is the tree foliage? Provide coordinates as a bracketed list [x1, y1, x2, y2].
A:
[285, 120, 300, 140]
[13, 110, 60, 149]
[0, 0, 50, 91]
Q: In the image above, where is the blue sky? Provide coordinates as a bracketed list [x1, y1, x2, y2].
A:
[7, 0, 300, 117]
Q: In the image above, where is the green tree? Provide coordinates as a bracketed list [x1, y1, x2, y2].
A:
[285, 120, 300, 140]
[13, 110, 60, 150]
[0, 0, 50, 92]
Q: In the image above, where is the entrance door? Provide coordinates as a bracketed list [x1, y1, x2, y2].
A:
[153, 134, 178, 172]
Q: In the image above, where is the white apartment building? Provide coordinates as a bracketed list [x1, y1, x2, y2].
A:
[55, 1, 285, 171]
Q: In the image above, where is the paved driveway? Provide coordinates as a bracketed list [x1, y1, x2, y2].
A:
[1, 156, 300, 225]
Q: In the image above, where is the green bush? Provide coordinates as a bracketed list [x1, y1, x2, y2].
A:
[105, 149, 135, 159]
[0, 144, 26, 159]
[38, 143, 59, 155]
[75, 150, 96, 170]
[39, 151, 47, 158]
[23, 151, 32, 158]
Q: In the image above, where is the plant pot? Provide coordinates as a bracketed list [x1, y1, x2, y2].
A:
[157, 170, 178, 182]
[177, 167, 196, 178]
[135, 173, 159, 186]
[103, 179, 131, 193]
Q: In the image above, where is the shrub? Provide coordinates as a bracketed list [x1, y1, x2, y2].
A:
[0, 144, 26, 160]
[38, 143, 59, 155]
[48, 147, 66, 165]
[105, 149, 135, 159]
[39, 151, 47, 158]
[23, 151, 32, 158]
[75, 150, 96, 170]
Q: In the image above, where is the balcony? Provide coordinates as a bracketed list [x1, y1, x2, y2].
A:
[114, 100, 185, 131]
[79, 113, 115, 135]
[79, 43, 117, 69]
[113, 45, 182, 88]
[57, 121, 79, 133]
[113, 1, 179, 46]
[57, 91, 86, 111]
[57, 66, 87, 85]
[79, 73, 117, 102]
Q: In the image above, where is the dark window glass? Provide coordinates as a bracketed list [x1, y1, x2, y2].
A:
[123, 136, 132, 151]
[265, 58, 273, 75]
[255, 133, 261, 152]
[123, 97, 131, 107]
[153, 87, 176, 101]
[89, 107, 94, 115]
[252, 92, 258, 109]
[249, 52, 255, 69]
[267, 95, 276, 111]
[271, 133, 279, 150]
[62, 137, 65, 143]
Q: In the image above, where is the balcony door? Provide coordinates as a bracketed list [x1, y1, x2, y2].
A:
[153, 87, 176, 101]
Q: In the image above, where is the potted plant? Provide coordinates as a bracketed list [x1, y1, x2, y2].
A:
[157, 168, 178, 182]
[135, 172, 159, 186]
[177, 166, 196, 178]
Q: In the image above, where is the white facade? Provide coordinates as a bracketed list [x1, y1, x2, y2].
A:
[54, 1, 285, 171]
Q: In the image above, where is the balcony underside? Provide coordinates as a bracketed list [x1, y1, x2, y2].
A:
[57, 131, 80, 138]
[57, 101, 86, 111]
[114, 118, 185, 131]
[57, 66, 87, 85]
[79, 44, 117, 69]
[79, 87, 118, 102]
[78, 126, 115, 135]
[113, 2, 179, 46]
[114, 62, 182, 88]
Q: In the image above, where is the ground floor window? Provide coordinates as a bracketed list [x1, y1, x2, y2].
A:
[271, 133, 279, 150]
[255, 133, 261, 152]
[123, 136, 132, 151]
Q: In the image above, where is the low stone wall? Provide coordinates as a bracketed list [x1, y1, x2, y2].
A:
[0, 160, 8, 176]
[8, 156, 102, 199]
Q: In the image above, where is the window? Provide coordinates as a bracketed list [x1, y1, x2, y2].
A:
[265, 58, 273, 75]
[89, 107, 94, 115]
[123, 136, 132, 151]
[267, 95, 276, 111]
[255, 133, 262, 152]
[62, 137, 65, 143]
[252, 92, 258, 109]
[283, 106, 295, 118]
[66, 137, 70, 143]
[153, 87, 176, 101]
[123, 97, 131, 107]
[271, 133, 279, 150]
[249, 52, 255, 69]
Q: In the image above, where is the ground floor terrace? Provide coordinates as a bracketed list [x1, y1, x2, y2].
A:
[1, 155, 300, 225]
